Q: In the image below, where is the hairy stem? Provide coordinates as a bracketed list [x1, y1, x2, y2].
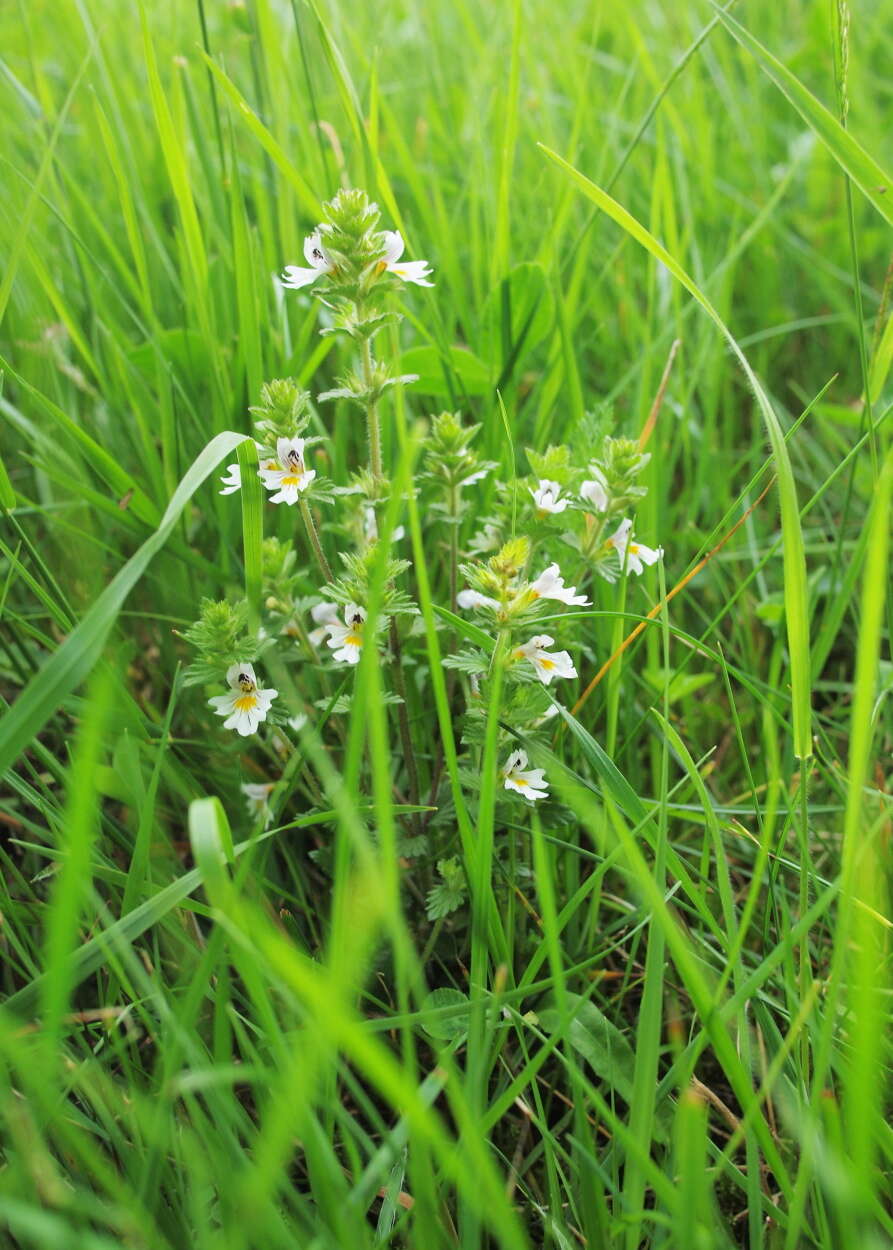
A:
[360, 333, 383, 481]
[448, 482, 459, 614]
[299, 498, 334, 583]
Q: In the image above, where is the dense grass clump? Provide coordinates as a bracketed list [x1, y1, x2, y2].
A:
[0, 2, 891, 1248]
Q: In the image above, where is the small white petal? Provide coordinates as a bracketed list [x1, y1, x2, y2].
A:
[459, 467, 490, 487]
[457, 589, 500, 611]
[311, 601, 341, 626]
[387, 258, 434, 287]
[226, 662, 257, 690]
[280, 265, 323, 290]
[219, 464, 241, 495]
[303, 232, 330, 268]
[580, 478, 608, 512]
[382, 230, 405, 265]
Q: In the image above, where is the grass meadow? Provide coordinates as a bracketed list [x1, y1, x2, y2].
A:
[1, 0, 892, 1246]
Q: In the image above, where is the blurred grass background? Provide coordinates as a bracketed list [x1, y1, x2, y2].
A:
[0, 0, 891, 1247]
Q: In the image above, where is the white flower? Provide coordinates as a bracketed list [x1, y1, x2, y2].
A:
[513, 635, 577, 686]
[469, 522, 502, 555]
[208, 663, 278, 737]
[608, 518, 663, 576]
[580, 469, 608, 513]
[502, 749, 549, 802]
[219, 464, 241, 495]
[308, 601, 340, 647]
[219, 442, 273, 495]
[533, 703, 561, 728]
[259, 437, 316, 505]
[459, 467, 490, 488]
[530, 479, 568, 515]
[280, 232, 335, 290]
[380, 231, 434, 286]
[324, 603, 367, 664]
[242, 782, 275, 825]
[457, 588, 500, 612]
[363, 505, 405, 544]
[529, 563, 589, 606]
[271, 713, 308, 756]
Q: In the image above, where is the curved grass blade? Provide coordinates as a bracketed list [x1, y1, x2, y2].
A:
[4, 806, 356, 1017]
[0, 356, 162, 527]
[38, 665, 114, 1050]
[539, 144, 813, 759]
[236, 438, 263, 632]
[198, 52, 321, 218]
[0, 431, 250, 777]
[713, 6, 893, 231]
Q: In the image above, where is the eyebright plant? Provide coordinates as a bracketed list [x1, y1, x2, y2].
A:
[185, 187, 665, 892]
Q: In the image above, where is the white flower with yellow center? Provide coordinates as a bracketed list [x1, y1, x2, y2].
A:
[502, 749, 549, 802]
[513, 635, 577, 686]
[280, 232, 335, 290]
[241, 782, 275, 825]
[308, 601, 341, 647]
[324, 603, 367, 665]
[457, 588, 500, 612]
[379, 231, 434, 286]
[580, 469, 609, 513]
[530, 479, 568, 515]
[608, 518, 663, 575]
[259, 437, 316, 506]
[529, 563, 589, 606]
[209, 663, 278, 737]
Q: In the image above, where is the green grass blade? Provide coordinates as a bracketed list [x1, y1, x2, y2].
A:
[236, 437, 263, 632]
[713, 6, 893, 231]
[37, 664, 113, 1049]
[0, 431, 249, 776]
[539, 143, 813, 759]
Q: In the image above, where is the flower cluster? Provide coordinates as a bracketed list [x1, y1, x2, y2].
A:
[513, 436, 664, 586]
[187, 188, 666, 848]
[217, 381, 326, 510]
[282, 226, 432, 292]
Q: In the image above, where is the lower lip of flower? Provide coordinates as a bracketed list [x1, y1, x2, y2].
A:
[539, 659, 555, 670]
[345, 633, 362, 647]
[280, 474, 304, 487]
[234, 695, 258, 711]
